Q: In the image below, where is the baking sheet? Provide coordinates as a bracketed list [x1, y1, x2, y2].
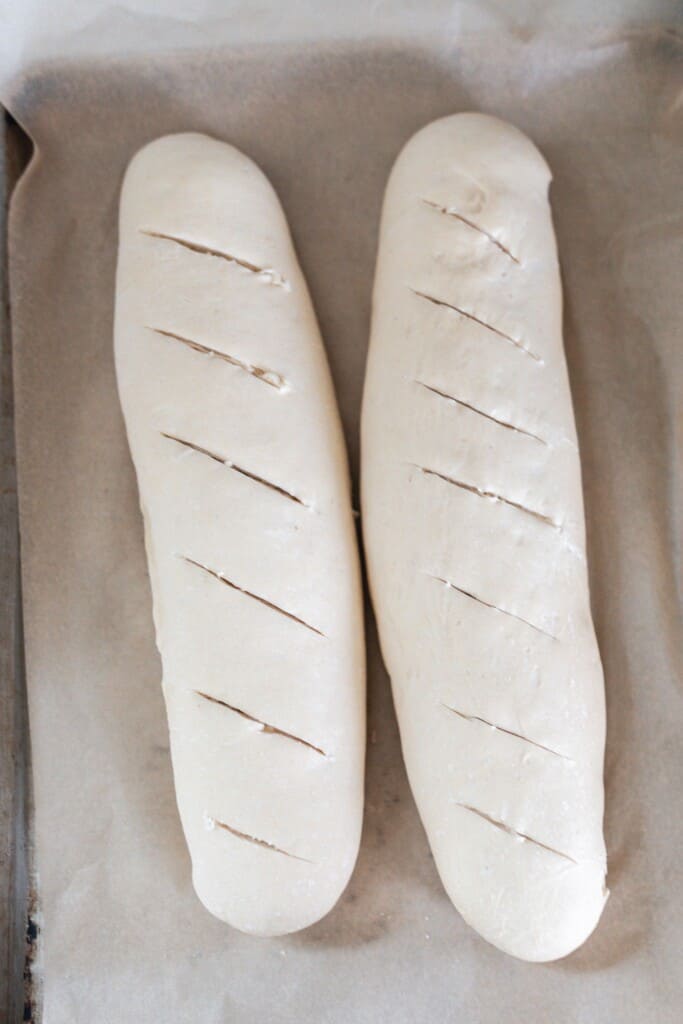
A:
[4, 14, 683, 1024]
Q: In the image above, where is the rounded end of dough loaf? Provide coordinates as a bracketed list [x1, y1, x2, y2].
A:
[435, 833, 608, 962]
[465, 872, 609, 963]
[119, 132, 293, 273]
[389, 111, 552, 198]
[122, 131, 272, 190]
[191, 846, 359, 938]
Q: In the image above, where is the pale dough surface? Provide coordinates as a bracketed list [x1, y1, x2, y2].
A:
[114, 133, 365, 936]
[362, 113, 607, 962]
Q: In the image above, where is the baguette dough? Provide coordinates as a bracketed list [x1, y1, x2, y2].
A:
[114, 134, 365, 936]
[361, 114, 607, 961]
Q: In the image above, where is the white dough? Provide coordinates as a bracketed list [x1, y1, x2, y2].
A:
[114, 134, 365, 936]
[361, 114, 607, 961]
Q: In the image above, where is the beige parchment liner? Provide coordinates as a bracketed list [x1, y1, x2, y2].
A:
[5, 26, 683, 1023]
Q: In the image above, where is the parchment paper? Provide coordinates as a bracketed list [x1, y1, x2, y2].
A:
[4, 11, 683, 1023]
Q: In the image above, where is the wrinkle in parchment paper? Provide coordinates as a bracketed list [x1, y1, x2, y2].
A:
[4, 13, 683, 1024]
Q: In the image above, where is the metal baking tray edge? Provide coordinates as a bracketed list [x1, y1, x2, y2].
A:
[1, 109, 39, 1024]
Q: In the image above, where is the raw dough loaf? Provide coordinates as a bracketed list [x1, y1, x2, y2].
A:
[361, 113, 607, 961]
[115, 133, 365, 936]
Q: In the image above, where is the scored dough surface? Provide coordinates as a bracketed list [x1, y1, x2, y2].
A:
[361, 113, 607, 962]
[115, 133, 365, 937]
